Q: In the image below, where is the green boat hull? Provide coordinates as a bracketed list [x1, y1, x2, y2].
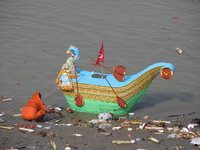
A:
[63, 85, 150, 115]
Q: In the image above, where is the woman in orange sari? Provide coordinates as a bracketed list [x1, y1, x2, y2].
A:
[21, 92, 56, 122]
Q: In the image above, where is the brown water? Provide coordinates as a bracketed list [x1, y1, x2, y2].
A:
[1, 0, 200, 120]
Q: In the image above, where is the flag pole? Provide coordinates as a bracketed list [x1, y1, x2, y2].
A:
[102, 62, 104, 78]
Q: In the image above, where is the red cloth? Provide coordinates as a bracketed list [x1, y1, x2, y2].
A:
[94, 41, 104, 67]
[21, 92, 46, 121]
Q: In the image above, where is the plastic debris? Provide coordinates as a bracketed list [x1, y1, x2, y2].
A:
[127, 133, 131, 138]
[0, 118, 4, 122]
[112, 140, 132, 144]
[167, 134, 177, 139]
[100, 132, 112, 136]
[0, 126, 13, 130]
[143, 115, 149, 120]
[152, 120, 171, 124]
[112, 126, 121, 130]
[145, 126, 164, 130]
[190, 138, 200, 146]
[149, 136, 160, 143]
[139, 123, 146, 129]
[43, 126, 51, 130]
[175, 47, 183, 54]
[98, 112, 113, 121]
[50, 141, 57, 150]
[2, 97, 12, 101]
[12, 114, 21, 116]
[88, 119, 101, 124]
[136, 138, 141, 142]
[64, 146, 72, 150]
[0, 112, 5, 116]
[127, 128, 133, 131]
[73, 133, 84, 137]
[130, 139, 136, 143]
[128, 113, 135, 120]
[19, 128, 34, 133]
[36, 125, 42, 128]
[98, 123, 112, 129]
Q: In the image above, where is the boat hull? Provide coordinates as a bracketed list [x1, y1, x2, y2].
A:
[62, 86, 149, 115]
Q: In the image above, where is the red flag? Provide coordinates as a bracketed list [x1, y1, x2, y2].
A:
[95, 41, 104, 66]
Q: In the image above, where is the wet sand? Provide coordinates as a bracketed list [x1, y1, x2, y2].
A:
[0, 103, 199, 150]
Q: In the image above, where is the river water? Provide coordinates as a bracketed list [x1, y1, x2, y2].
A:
[0, 0, 200, 119]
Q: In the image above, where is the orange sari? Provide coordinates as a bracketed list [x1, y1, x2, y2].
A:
[21, 92, 46, 121]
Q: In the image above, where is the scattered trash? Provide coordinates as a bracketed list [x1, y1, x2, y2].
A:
[98, 112, 113, 121]
[88, 119, 101, 124]
[0, 118, 4, 122]
[98, 123, 112, 129]
[1, 96, 12, 101]
[128, 113, 135, 120]
[168, 146, 184, 150]
[112, 126, 121, 130]
[0, 111, 5, 116]
[139, 123, 146, 129]
[64, 146, 72, 150]
[2, 98, 12, 102]
[12, 114, 21, 116]
[39, 131, 55, 137]
[167, 127, 173, 131]
[145, 126, 164, 130]
[50, 141, 57, 150]
[112, 140, 132, 144]
[190, 138, 200, 146]
[127, 133, 131, 138]
[0, 125, 13, 130]
[149, 136, 160, 143]
[100, 132, 112, 136]
[143, 115, 149, 120]
[66, 108, 74, 113]
[127, 128, 133, 131]
[36, 125, 42, 128]
[7, 146, 35, 149]
[43, 126, 51, 129]
[172, 17, 178, 19]
[152, 120, 171, 124]
[130, 139, 136, 143]
[19, 128, 34, 133]
[175, 47, 183, 54]
[66, 123, 73, 126]
[136, 138, 141, 142]
[167, 134, 177, 139]
[73, 133, 84, 137]
[98, 128, 106, 132]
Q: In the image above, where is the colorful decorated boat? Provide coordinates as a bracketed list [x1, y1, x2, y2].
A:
[55, 44, 175, 115]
